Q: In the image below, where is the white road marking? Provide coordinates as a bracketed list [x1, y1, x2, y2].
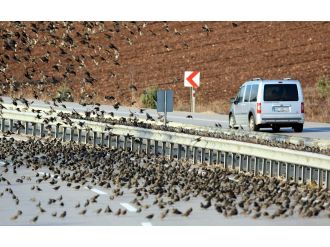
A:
[38, 171, 55, 178]
[120, 203, 137, 212]
[141, 222, 152, 226]
[84, 186, 108, 195]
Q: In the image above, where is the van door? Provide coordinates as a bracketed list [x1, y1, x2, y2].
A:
[241, 85, 252, 126]
[234, 86, 245, 124]
[262, 83, 300, 120]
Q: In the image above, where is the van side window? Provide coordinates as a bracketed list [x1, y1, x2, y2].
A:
[250, 84, 259, 102]
[244, 85, 252, 102]
[237, 86, 245, 103]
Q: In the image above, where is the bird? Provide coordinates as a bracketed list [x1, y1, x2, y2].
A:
[104, 205, 112, 213]
[79, 209, 87, 215]
[53, 185, 60, 190]
[215, 123, 222, 128]
[182, 207, 193, 217]
[146, 113, 154, 121]
[186, 115, 193, 119]
[146, 214, 154, 219]
[31, 216, 38, 223]
[59, 211, 67, 218]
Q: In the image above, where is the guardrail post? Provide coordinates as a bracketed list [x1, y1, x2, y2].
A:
[169, 143, 174, 159]
[85, 130, 89, 144]
[231, 153, 234, 169]
[124, 136, 128, 150]
[216, 151, 221, 164]
[161, 142, 166, 157]
[208, 150, 212, 165]
[262, 159, 265, 175]
[146, 139, 151, 155]
[62, 127, 67, 141]
[55, 125, 59, 139]
[254, 157, 257, 176]
[138, 139, 143, 154]
[0, 119, 4, 132]
[154, 141, 158, 155]
[238, 154, 242, 172]
[317, 169, 321, 188]
[301, 165, 305, 184]
[93, 132, 97, 147]
[309, 168, 313, 183]
[293, 164, 297, 182]
[269, 160, 273, 178]
[277, 162, 281, 178]
[100, 133, 105, 146]
[200, 148, 205, 164]
[130, 137, 135, 152]
[285, 163, 289, 180]
[24, 121, 28, 134]
[32, 123, 37, 136]
[246, 155, 250, 172]
[325, 170, 329, 189]
[223, 152, 227, 169]
[185, 145, 190, 160]
[193, 147, 197, 164]
[116, 135, 120, 149]
[40, 123, 44, 137]
[107, 134, 112, 148]
[78, 129, 82, 143]
[178, 144, 182, 160]
[9, 119, 13, 131]
[70, 128, 74, 142]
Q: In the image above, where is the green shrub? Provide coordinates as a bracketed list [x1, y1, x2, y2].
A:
[56, 86, 74, 102]
[316, 76, 330, 97]
[140, 87, 157, 109]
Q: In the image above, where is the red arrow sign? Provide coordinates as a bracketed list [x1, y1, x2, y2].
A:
[186, 71, 199, 89]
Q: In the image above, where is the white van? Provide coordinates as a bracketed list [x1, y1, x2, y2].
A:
[229, 78, 304, 132]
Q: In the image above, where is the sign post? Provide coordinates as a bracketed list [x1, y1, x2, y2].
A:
[157, 90, 173, 126]
[184, 71, 200, 113]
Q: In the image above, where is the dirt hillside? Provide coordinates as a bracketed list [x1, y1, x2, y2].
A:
[0, 21, 329, 120]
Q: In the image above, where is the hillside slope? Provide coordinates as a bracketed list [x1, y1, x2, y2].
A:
[0, 21, 329, 121]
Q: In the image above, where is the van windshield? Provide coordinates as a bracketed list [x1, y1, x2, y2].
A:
[263, 84, 298, 101]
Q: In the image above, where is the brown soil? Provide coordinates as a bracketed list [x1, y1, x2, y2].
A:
[0, 21, 329, 121]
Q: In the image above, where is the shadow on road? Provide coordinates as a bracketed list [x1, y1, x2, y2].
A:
[259, 127, 330, 133]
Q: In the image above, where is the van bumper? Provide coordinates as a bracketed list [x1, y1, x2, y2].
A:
[256, 115, 304, 125]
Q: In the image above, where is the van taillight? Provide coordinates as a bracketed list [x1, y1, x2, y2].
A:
[301, 102, 304, 113]
[256, 103, 261, 114]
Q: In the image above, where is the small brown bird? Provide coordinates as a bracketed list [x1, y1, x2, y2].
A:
[75, 202, 81, 208]
[172, 208, 182, 215]
[79, 209, 87, 215]
[59, 211, 66, 218]
[160, 209, 169, 219]
[53, 185, 60, 190]
[96, 208, 102, 214]
[31, 215, 38, 223]
[146, 214, 154, 219]
[104, 205, 112, 213]
[183, 207, 193, 217]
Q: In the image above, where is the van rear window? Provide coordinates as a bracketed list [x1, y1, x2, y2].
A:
[263, 84, 298, 101]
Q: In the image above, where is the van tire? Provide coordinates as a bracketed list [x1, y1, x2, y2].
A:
[249, 115, 259, 131]
[229, 114, 236, 129]
[293, 124, 303, 132]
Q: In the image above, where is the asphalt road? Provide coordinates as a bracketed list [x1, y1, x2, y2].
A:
[1, 159, 329, 226]
[2, 96, 330, 140]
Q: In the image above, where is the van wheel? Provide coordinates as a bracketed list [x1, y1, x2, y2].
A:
[293, 124, 303, 132]
[229, 114, 236, 129]
[272, 125, 280, 132]
[249, 115, 259, 131]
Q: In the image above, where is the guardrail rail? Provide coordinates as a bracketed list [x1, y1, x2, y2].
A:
[1, 109, 330, 189]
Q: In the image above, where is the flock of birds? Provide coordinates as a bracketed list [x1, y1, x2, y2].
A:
[0, 136, 329, 224]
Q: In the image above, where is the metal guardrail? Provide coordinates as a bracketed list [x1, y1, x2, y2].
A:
[1, 109, 330, 189]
